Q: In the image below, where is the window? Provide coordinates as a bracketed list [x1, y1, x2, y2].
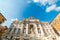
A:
[14, 28, 16, 32]
[12, 28, 16, 34]
[17, 29, 21, 34]
[23, 28, 26, 33]
[38, 28, 41, 33]
[10, 36, 13, 40]
[8, 28, 12, 32]
[0, 29, 2, 32]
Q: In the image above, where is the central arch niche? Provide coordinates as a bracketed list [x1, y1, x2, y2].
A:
[28, 23, 35, 34]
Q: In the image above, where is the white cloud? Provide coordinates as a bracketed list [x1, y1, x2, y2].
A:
[33, 0, 60, 12]
[33, 0, 39, 3]
[11, 18, 18, 22]
[46, 4, 56, 12]
[33, 0, 57, 6]
[55, 7, 60, 11]
[46, 4, 60, 12]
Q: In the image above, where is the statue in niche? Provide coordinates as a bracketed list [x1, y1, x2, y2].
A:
[28, 24, 35, 34]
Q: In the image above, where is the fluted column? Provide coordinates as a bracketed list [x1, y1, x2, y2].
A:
[48, 24, 57, 34]
[10, 28, 14, 34]
[26, 24, 28, 34]
[45, 24, 52, 35]
[15, 28, 18, 35]
[47, 24, 58, 37]
[20, 23, 24, 33]
[7, 28, 12, 34]
[38, 24, 44, 36]
[34, 23, 39, 37]
[42, 25, 49, 36]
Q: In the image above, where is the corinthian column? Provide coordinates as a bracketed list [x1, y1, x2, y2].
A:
[26, 24, 28, 34]
[38, 24, 44, 36]
[20, 23, 24, 33]
[47, 24, 58, 37]
[42, 25, 49, 36]
[33, 23, 39, 37]
[45, 24, 52, 35]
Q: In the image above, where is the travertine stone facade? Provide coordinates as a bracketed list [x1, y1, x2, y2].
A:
[2, 17, 60, 40]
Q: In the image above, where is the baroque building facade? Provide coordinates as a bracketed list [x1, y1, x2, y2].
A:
[0, 13, 7, 40]
[50, 13, 60, 35]
[2, 17, 60, 40]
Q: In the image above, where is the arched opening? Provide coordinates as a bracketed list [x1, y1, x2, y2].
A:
[15, 38, 20, 40]
[24, 39, 29, 40]
[30, 25, 34, 29]
[28, 24, 34, 34]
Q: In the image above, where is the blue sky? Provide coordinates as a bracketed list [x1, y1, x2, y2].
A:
[0, 0, 60, 27]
